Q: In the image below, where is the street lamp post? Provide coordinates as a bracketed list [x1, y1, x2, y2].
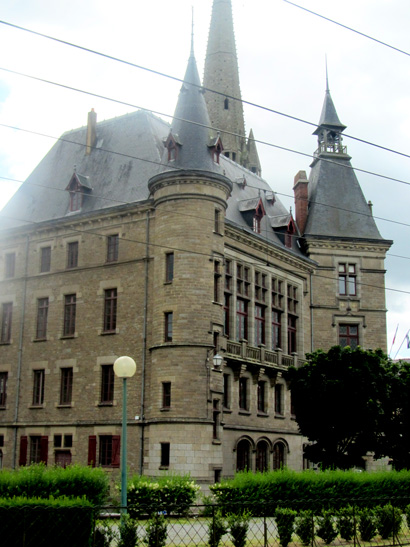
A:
[114, 356, 137, 517]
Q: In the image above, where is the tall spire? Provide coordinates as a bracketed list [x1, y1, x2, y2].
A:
[203, 0, 246, 165]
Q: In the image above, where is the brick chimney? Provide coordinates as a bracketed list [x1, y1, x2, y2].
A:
[293, 170, 309, 234]
[86, 108, 97, 155]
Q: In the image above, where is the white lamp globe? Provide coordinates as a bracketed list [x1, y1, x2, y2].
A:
[114, 356, 136, 378]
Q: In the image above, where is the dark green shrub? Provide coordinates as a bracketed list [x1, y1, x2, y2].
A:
[144, 513, 167, 547]
[336, 506, 355, 541]
[227, 510, 251, 547]
[295, 510, 315, 545]
[118, 515, 138, 547]
[375, 504, 402, 539]
[0, 496, 94, 547]
[275, 507, 297, 547]
[128, 474, 199, 517]
[317, 510, 337, 544]
[208, 509, 228, 547]
[0, 464, 109, 504]
[359, 508, 377, 542]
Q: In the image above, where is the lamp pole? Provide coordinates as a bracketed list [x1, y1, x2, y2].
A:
[114, 356, 136, 517]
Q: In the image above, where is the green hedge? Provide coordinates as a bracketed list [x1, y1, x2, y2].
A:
[0, 464, 109, 505]
[0, 496, 94, 547]
[210, 470, 410, 515]
[127, 474, 200, 517]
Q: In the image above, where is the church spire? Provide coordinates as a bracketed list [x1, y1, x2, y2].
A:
[203, 0, 247, 166]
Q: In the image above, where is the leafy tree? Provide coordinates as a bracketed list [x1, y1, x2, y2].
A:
[286, 346, 391, 469]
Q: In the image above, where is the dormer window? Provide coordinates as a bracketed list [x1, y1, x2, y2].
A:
[285, 218, 296, 248]
[253, 200, 265, 234]
[209, 135, 224, 164]
[164, 133, 180, 162]
[65, 171, 92, 213]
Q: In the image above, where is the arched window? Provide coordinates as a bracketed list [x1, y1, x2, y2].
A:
[273, 442, 286, 470]
[236, 439, 251, 471]
[256, 440, 269, 472]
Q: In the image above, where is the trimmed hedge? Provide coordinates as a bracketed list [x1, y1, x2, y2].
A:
[127, 474, 200, 517]
[0, 496, 94, 547]
[210, 469, 410, 515]
[0, 464, 109, 505]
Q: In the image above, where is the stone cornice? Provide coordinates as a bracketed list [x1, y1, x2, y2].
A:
[304, 235, 392, 254]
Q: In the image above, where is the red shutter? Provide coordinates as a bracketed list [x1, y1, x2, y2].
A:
[19, 436, 28, 466]
[40, 436, 48, 465]
[88, 435, 97, 467]
[111, 435, 121, 468]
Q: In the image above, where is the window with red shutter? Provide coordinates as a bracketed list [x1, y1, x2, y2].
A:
[111, 435, 120, 468]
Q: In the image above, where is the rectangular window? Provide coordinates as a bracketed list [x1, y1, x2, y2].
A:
[288, 315, 297, 353]
[32, 369, 45, 406]
[213, 399, 220, 440]
[103, 289, 117, 332]
[223, 294, 230, 337]
[214, 209, 221, 234]
[4, 253, 15, 278]
[255, 271, 267, 302]
[99, 435, 120, 467]
[165, 312, 173, 342]
[257, 381, 266, 413]
[239, 377, 248, 410]
[223, 373, 230, 409]
[1, 302, 12, 344]
[107, 235, 119, 263]
[59, 368, 73, 405]
[272, 277, 283, 310]
[162, 382, 171, 409]
[236, 299, 248, 341]
[100, 364, 114, 404]
[255, 304, 265, 346]
[67, 241, 78, 269]
[40, 246, 51, 273]
[36, 297, 49, 339]
[63, 294, 76, 337]
[339, 263, 357, 296]
[30, 436, 42, 464]
[237, 264, 250, 296]
[275, 384, 283, 415]
[287, 284, 298, 314]
[214, 261, 221, 302]
[0, 372, 7, 407]
[339, 324, 359, 349]
[165, 252, 174, 283]
[160, 442, 170, 467]
[54, 434, 62, 448]
[272, 310, 281, 349]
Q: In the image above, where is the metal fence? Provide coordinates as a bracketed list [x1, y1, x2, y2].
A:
[3, 499, 410, 547]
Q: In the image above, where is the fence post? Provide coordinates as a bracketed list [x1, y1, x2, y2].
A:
[311, 509, 314, 547]
[353, 502, 357, 547]
[264, 513, 267, 547]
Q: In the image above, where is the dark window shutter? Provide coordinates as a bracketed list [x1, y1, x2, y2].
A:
[112, 435, 121, 468]
[88, 435, 97, 467]
[19, 436, 28, 466]
[40, 436, 48, 465]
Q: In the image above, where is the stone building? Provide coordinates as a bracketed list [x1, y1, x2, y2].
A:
[0, 0, 391, 479]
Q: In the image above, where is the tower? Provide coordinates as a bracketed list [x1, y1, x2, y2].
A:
[294, 83, 392, 352]
[203, 0, 261, 174]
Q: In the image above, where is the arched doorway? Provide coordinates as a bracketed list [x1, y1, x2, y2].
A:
[256, 440, 269, 472]
[236, 439, 251, 471]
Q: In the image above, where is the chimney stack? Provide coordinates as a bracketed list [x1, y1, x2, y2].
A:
[86, 108, 97, 155]
[293, 170, 309, 234]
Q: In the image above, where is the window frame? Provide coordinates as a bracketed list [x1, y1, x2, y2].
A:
[275, 383, 284, 415]
[4, 253, 15, 278]
[36, 298, 49, 340]
[239, 377, 249, 411]
[107, 234, 119, 263]
[1, 302, 12, 344]
[40, 246, 51, 273]
[339, 323, 359, 349]
[338, 263, 357, 296]
[100, 364, 114, 405]
[0, 372, 8, 408]
[63, 294, 76, 337]
[162, 382, 171, 409]
[67, 241, 79, 269]
[103, 288, 117, 333]
[59, 368, 73, 406]
[160, 442, 170, 468]
[164, 312, 173, 342]
[257, 380, 266, 413]
[32, 369, 45, 406]
[165, 252, 174, 283]
[236, 298, 248, 341]
[254, 303, 266, 346]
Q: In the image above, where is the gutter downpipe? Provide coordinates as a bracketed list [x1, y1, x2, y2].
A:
[310, 271, 314, 353]
[139, 209, 151, 475]
[12, 234, 29, 468]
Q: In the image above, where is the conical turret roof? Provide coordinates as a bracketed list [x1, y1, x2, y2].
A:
[160, 47, 222, 173]
[314, 87, 346, 134]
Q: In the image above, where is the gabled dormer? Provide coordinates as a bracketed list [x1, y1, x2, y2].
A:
[65, 170, 92, 213]
[239, 197, 266, 234]
[163, 132, 182, 162]
[208, 134, 224, 164]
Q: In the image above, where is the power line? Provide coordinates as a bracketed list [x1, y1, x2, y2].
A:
[1, 19, 410, 162]
[281, 0, 410, 58]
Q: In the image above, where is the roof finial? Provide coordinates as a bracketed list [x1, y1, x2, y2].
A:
[325, 54, 329, 92]
[191, 6, 195, 56]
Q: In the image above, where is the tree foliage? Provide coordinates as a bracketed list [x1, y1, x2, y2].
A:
[286, 346, 410, 469]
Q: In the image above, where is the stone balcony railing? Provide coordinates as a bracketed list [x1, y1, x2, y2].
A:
[225, 339, 305, 370]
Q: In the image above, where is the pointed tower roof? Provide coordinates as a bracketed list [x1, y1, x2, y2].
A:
[160, 46, 222, 173]
[304, 88, 384, 241]
[203, 0, 247, 165]
[246, 128, 261, 176]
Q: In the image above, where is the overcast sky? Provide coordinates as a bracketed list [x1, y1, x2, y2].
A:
[0, 0, 409, 358]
